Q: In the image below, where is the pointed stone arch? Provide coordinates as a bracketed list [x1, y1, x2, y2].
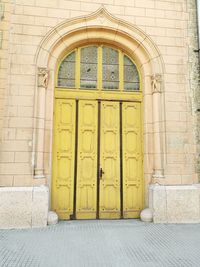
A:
[33, 7, 166, 204]
[35, 7, 163, 71]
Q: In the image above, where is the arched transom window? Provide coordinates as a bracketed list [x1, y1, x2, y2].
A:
[57, 45, 140, 91]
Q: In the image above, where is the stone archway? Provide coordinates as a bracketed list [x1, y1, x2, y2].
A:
[33, 7, 165, 206]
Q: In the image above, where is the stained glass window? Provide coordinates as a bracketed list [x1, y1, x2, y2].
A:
[57, 46, 140, 92]
[80, 46, 97, 89]
[102, 47, 119, 90]
[124, 55, 139, 90]
[58, 51, 75, 88]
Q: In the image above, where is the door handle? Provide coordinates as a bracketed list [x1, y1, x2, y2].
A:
[99, 168, 105, 179]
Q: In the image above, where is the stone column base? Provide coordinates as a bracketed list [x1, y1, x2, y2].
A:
[149, 184, 200, 223]
[0, 186, 49, 229]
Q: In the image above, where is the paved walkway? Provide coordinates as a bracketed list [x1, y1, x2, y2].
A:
[1, 220, 200, 267]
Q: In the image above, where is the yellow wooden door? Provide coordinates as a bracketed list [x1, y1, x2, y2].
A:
[52, 99, 76, 219]
[52, 44, 144, 219]
[122, 102, 143, 218]
[52, 99, 143, 220]
[76, 100, 98, 219]
[99, 101, 121, 219]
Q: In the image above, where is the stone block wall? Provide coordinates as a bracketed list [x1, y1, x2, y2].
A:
[0, 0, 198, 191]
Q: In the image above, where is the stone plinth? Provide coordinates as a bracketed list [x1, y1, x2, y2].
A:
[0, 186, 49, 229]
[149, 184, 200, 223]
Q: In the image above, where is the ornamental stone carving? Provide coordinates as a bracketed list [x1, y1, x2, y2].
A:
[151, 74, 162, 94]
[38, 68, 49, 88]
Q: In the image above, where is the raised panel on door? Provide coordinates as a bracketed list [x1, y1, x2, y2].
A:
[122, 102, 143, 218]
[52, 99, 76, 219]
[76, 100, 98, 219]
[99, 101, 121, 219]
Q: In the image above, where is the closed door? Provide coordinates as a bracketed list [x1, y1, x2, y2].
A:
[52, 98, 143, 219]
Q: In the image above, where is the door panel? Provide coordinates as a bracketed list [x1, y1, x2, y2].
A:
[99, 101, 121, 219]
[52, 99, 143, 220]
[122, 102, 143, 218]
[76, 100, 98, 219]
[52, 99, 76, 219]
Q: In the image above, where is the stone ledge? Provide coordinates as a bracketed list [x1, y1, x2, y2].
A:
[0, 186, 49, 229]
[149, 184, 200, 223]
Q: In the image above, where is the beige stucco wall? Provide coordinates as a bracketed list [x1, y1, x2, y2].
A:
[0, 0, 198, 192]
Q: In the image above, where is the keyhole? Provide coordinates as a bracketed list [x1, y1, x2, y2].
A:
[87, 68, 91, 72]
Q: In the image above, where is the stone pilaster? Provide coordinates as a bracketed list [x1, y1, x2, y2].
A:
[34, 68, 49, 179]
[151, 74, 164, 181]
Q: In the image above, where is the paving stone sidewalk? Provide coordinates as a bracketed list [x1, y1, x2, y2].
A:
[1, 220, 200, 267]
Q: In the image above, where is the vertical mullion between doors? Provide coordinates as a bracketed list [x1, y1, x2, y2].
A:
[72, 100, 79, 219]
[120, 102, 123, 218]
[96, 100, 101, 219]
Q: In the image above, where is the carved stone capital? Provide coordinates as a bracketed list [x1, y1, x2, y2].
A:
[151, 74, 162, 94]
[38, 68, 49, 89]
